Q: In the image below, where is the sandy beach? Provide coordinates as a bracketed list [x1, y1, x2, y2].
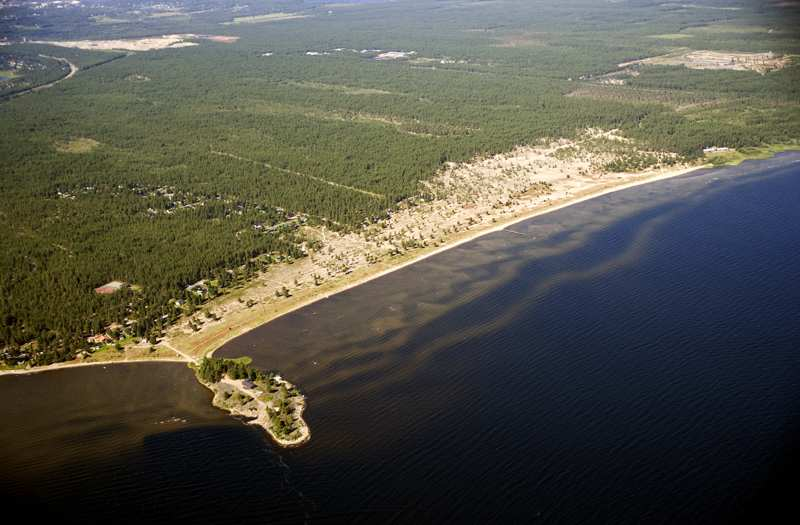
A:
[166, 158, 703, 360]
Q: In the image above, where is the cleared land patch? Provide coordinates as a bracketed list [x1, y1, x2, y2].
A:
[619, 50, 791, 74]
[30, 34, 238, 52]
[125, 74, 151, 82]
[687, 23, 776, 34]
[648, 33, 694, 40]
[32, 35, 197, 52]
[55, 138, 100, 154]
[223, 13, 309, 25]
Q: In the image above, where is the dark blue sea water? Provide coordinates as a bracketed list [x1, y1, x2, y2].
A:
[2, 153, 799, 524]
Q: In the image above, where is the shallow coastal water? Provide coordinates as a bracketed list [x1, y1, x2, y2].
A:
[2, 154, 799, 523]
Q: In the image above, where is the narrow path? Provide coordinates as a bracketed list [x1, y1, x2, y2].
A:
[185, 319, 250, 357]
[158, 340, 197, 363]
[210, 149, 385, 200]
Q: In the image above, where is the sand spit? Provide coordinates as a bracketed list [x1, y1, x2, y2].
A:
[202, 375, 310, 447]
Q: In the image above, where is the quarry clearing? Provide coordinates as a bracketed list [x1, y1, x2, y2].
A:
[619, 49, 791, 74]
[30, 34, 238, 52]
[164, 130, 699, 359]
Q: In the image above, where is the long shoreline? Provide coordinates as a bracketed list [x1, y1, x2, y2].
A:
[2, 152, 794, 377]
[191, 162, 704, 359]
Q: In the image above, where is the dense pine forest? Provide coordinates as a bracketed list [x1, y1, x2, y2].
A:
[1, 0, 799, 365]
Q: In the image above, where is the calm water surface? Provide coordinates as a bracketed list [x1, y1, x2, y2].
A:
[2, 154, 799, 523]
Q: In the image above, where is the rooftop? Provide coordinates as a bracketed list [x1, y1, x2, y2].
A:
[94, 280, 126, 294]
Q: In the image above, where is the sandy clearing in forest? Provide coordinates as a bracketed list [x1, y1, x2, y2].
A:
[55, 138, 100, 154]
[223, 13, 309, 25]
[31, 35, 197, 52]
[493, 33, 548, 48]
[30, 34, 238, 52]
[619, 50, 790, 74]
